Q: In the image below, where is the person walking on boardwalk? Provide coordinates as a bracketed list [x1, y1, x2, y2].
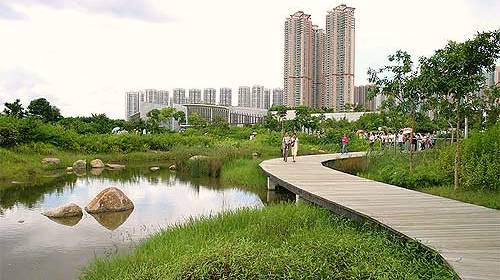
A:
[341, 134, 349, 154]
[290, 133, 299, 162]
[282, 132, 290, 162]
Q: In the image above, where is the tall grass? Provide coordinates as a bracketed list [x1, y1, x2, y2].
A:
[81, 204, 456, 280]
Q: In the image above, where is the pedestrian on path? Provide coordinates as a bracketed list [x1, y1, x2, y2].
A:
[290, 133, 298, 162]
[282, 132, 290, 162]
[341, 134, 349, 154]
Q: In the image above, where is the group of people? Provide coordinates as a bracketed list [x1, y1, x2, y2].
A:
[364, 130, 436, 152]
[281, 132, 299, 162]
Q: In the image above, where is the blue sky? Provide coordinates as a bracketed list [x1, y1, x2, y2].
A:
[0, 0, 498, 118]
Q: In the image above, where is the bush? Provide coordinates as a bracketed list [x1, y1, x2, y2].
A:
[461, 125, 500, 191]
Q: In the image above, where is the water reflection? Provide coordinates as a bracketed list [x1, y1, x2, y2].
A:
[0, 165, 265, 280]
[47, 215, 82, 227]
[90, 209, 133, 230]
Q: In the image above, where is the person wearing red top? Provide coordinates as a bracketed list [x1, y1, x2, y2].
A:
[341, 134, 349, 154]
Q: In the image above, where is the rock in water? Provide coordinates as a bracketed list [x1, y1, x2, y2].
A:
[90, 168, 104, 176]
[189, 155, 209, 161]
[72, 160, 87, 171]
[90, 159, 105, 168]
[169, 164, 176, 171]
[66, 166, 74, 172]
[105, 163, 126, 170]
[85, 187, 134, 214]
[42, 157, 60, 165]
[42, 203, 83, 218]
[150, 166, 160, 171]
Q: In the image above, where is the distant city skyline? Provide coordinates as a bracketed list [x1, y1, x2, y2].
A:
[0, 0, 498, 118]
[126, 86, 281, 119]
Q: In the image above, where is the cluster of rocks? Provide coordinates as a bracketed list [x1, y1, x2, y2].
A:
[42, 187, 134, 229]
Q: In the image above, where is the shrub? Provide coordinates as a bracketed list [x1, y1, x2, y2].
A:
[461, 125, 500, 191]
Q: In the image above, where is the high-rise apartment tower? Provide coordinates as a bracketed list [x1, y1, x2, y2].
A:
[219, 87, 232, 106]
[324, 4, 355, 111]
[283, 11, 313, 107]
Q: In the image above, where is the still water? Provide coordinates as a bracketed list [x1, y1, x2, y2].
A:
[0, 165, 286, 280]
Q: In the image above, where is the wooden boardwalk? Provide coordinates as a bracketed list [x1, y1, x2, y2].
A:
[260, 153, 500, 280]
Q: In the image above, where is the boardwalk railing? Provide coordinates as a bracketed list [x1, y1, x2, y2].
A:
[260, 153, 500, 280]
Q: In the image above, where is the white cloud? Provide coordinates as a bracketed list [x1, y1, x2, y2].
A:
[0, 0, 498, 118]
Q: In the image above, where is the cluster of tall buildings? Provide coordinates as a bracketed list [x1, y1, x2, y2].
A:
[284, 4, 355, 111]
[126, 87, 284, 119]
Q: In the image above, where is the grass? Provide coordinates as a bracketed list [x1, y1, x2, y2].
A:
[81, 204, 456, 280]
[220, 158, 267, 188]
[418, 185, 500, 210]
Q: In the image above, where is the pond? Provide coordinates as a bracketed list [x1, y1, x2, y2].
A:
[0, 165, 293, 279]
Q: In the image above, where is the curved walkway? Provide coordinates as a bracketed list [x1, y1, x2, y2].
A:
[260, 153, 500, 280]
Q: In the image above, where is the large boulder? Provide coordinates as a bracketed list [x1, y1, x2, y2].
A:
[42, 157, 60, 165]
[85, 187, 134, 214]
[90, 168, 104, 176]
[42, 203, 83, 218]
[90, 159, 105, 168]
[72, 160, 87, 171]
[105, 163, 126, 170]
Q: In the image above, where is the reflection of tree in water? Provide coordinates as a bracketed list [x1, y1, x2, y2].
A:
[0, 174, 77, 210]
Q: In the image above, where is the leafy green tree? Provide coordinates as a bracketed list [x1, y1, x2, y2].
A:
[159, 107, 176, 120]
[27, 98, 62, 122]
[3, 99, 26, 118]
[368, 50, 427, 170]
[173, 111, 186, 124]
[419, 30, 500, 189]
[270, 105, 288, 131]
[187, 112, 207, 127]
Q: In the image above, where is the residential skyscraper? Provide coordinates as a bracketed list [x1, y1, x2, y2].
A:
[325, 4, 355, 111]
[251, 85, 264, 109]
[238, 86, 251, 107]
[272, 88, 284, 106]
[125, 91, 140, 119]
[264, 88, 271, 109]
[188, 88, 202, 104]
[312, 25, 325, 108]
[283, 11, 313, 107]
[219, 87, 232, 106]
[143, 89, 169, 105]
[354, 85, 376, 111]
[172, 88, 186, 104]
[203, 88, 216, 104]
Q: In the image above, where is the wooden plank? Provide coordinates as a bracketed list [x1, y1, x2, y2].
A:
[260, 153, 500, 280]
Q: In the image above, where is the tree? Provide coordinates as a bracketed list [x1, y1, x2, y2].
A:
[159, 107, 176, 121]
[27, 98, 62, 122]
[3, 99, 26, 118]
[173, 111, 186, 125]
[419, 30, 500, 189]
[187, 112, 207, 127]
[146, 109, 162, 132]
[270, 105, 288, 131]
[368, 50, 427, 170]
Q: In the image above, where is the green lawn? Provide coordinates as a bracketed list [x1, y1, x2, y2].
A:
[418, 185, 500, 210]
[81, 204, 456, 280]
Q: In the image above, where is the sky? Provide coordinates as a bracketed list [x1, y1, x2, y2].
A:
[0, 0, 498, 119]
